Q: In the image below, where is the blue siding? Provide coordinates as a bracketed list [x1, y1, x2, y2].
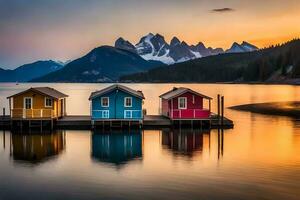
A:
[91, 89, 143, 120]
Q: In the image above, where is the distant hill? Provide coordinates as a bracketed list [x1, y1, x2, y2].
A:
[120, 39, 300, 83]
[0, 60, 63, 82]
[31, 46, 164, 82]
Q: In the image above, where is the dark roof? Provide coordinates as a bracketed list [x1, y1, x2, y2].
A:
[159, 87, 212, 100]
[7, 87, 68, 99]
[89, 84, 144, 100]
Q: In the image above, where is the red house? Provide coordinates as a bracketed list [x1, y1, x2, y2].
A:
[160, 87, 212, 120]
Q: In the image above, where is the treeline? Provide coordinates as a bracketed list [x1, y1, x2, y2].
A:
[120, 39, 300, 83]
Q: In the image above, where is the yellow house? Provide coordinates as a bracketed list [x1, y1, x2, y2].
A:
[7, 87, 68, 119]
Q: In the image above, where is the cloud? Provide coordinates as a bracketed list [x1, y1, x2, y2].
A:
[211, 8, 235, 13]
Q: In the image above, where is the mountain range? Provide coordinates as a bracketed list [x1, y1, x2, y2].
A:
[0, 60, 64, 82]
[1, 33, 259, 83]
[115, 33, 258, 64]
[120, 39, 300, 84]
[31, 46, 164, 82]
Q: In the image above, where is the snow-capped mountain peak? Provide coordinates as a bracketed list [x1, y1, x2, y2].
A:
[241, 41, 258, 52]
[226, 41, 258, 53]
[170, 37, 180, 46]
[114, 33, 258, 65]
[135, 33, 173, 64]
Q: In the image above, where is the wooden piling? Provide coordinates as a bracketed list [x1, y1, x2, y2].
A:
[221, 96, 224, 126]
[217, 94, 220, 125]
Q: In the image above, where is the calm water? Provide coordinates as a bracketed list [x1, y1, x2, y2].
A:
[0, 83, 300, 200]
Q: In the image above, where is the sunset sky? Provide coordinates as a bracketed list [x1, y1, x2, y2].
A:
[1, 0, 300, 68]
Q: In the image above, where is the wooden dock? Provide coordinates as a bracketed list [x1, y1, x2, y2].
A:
[1, 113, 233, 130]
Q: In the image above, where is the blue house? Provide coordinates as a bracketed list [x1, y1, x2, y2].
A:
[89, 84, 144, 120]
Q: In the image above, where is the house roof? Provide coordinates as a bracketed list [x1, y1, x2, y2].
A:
[159, 87, 212, 100]
[7, 87, 68, 99]
[89, 84, 145, 100]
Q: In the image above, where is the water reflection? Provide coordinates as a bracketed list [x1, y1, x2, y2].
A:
[161, 128, 210, 157]
[91, 130, 143, 166]
[11, 130, 66, 164]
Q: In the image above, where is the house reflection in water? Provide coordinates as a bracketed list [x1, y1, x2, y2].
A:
[11, 130, 66, 164]
[161, 129, 209, 156]
[91, 130, 142, 165]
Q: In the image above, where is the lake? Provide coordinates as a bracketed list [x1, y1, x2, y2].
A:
[0, 83, 300, 200]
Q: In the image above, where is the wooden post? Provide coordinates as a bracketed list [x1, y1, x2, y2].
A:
[217, 94, 220, 125]
[221, 96, 224, 126]
[3, 108, 5, 117]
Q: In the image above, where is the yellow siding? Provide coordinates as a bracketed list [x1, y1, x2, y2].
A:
[57, 99, 62, 117]
[11, 91, 59, 119]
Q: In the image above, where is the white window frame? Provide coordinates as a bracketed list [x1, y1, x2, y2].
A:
[178, 97, 187, 109]
[45, 97, 53, 107]
[24, 97, 33, 109]
[101, 97, 109, 107]
[124, 97, 132, 107]
[124, 110, 132, 118]
[102, 110, 109, 118]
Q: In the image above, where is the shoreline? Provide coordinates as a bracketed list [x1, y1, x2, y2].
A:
[229, 101, 300, 118]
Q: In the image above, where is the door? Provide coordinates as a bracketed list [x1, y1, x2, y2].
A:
[23, 97, 32, 118]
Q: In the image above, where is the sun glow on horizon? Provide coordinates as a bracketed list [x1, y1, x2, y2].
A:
[1, 0, 300, 68]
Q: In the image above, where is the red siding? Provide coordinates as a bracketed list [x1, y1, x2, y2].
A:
[161, 91, 210, 119]
[161, 99, 169, 116]
[172, 92, 203, 110]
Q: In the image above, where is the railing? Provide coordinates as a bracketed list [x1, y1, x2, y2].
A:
[124, 110, 143, 119]
[11, 109, 56, 119]
[92, 110, 110, 119]
[170, 109, 211, 119]
[92, 110, 142, 119]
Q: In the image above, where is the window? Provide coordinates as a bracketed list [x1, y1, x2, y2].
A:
[124, 110, 132, 118]
[178, 97, 187, 109]
[24, 97, 32, 109]
[124, 97, 132, 107]
[101, 97, 109, 107]
[102, 110, 109, 118]
[45, 97, 53, 107]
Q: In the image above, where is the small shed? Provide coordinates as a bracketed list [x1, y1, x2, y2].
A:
[160, 87, 212, 120]
[89, 84, 144, 120]
[7, 87, 68, 119]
